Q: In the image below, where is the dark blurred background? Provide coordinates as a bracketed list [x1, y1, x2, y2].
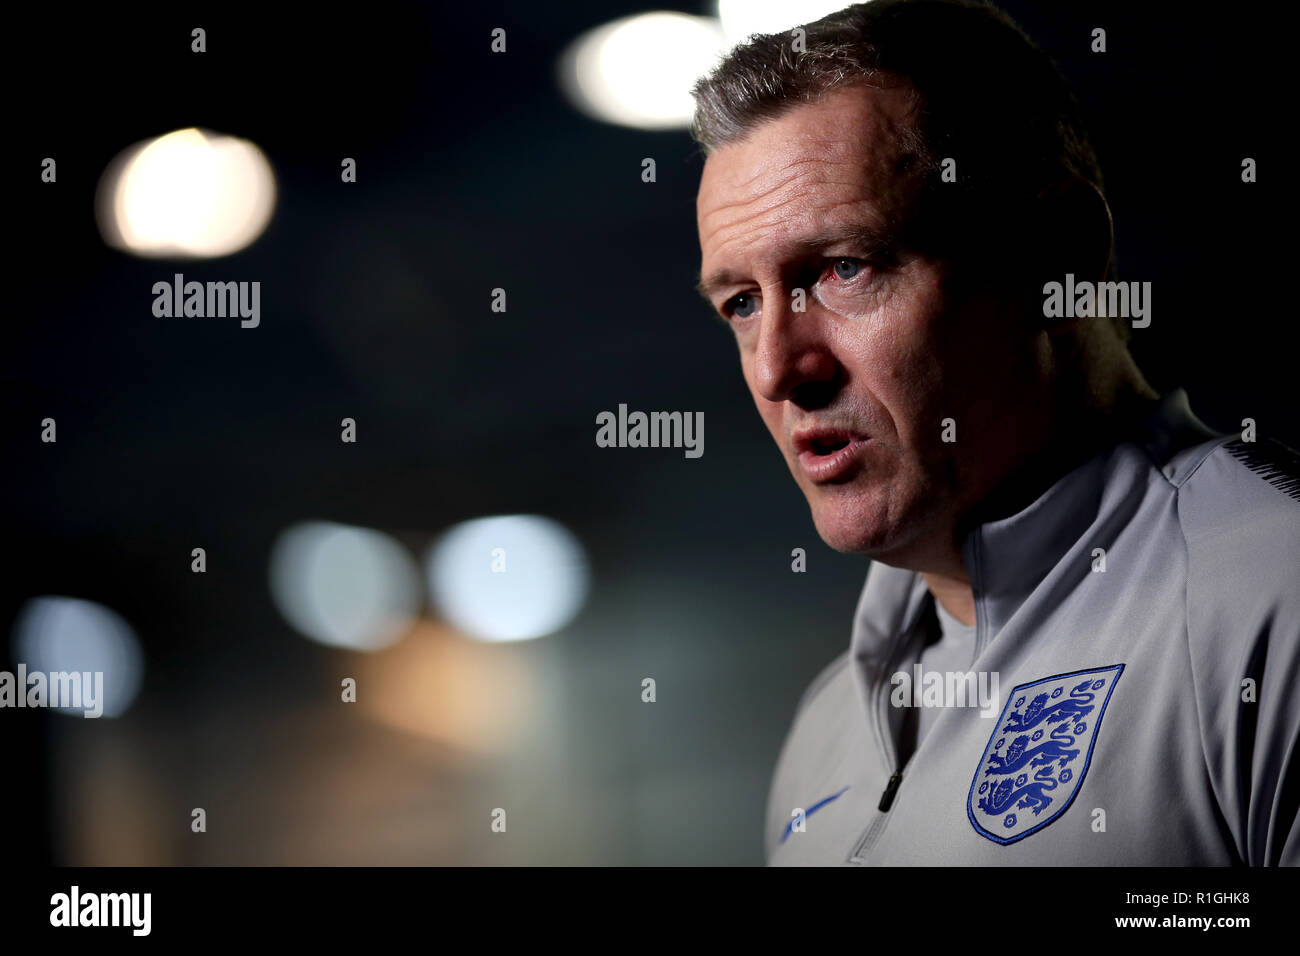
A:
[4, 1, 1288, 865]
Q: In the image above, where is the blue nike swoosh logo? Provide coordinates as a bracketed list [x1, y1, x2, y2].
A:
[779, 786, 850, 844]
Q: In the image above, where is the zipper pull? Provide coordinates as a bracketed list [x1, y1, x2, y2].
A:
[877, 770, 903, 812]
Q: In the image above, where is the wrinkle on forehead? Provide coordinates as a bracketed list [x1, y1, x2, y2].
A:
[701, 82, 916, 174]
[696, 84, 924, 274]
[697, 172, 887, 254]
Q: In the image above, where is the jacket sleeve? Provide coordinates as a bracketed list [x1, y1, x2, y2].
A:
[1179, 440, 1300, 866]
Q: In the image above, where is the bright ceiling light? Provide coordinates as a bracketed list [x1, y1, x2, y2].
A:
[97, 127, 276, 258]
[558, 12, 728, 130]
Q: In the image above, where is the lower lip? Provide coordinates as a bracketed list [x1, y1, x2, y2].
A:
[797, 439, 870, 483]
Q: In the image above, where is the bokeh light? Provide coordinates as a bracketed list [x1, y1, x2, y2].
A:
[426, 514, 589, 642]
[10, 596, 145, 718]
[96, 127, 276, 258]
[557, 12, 728, 130]
[269, 521, 421, 651]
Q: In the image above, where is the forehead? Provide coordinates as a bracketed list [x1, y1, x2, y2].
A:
[696, 81, 922, 277]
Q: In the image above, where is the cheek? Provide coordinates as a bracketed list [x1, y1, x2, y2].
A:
[832, 301, 941, 435]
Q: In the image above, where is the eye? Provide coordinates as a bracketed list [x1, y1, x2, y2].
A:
[811, 255, 886, 320]
[725, 292, 759, 319]
[827, 257, 865, 281]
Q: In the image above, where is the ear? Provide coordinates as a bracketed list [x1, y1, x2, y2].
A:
[1031, 174, 1114, 285]
[1022, 175, 1113, 336]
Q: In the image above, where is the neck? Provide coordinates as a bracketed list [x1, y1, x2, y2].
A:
[925, 353, 1160, 628]
[922, 570, 978, 626]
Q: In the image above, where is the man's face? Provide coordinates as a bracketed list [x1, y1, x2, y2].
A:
[696, 81, 1041, 565]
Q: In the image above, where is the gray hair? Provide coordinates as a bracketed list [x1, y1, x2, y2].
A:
[691, 0, 1129, 341]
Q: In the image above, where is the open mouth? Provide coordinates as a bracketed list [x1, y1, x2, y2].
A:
[793, 429, 869, 483]
[809, 436, 852, 456]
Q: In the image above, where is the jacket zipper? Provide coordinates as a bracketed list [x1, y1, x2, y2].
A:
[849, 579, 983, 863]
[878, 769, 904, 811]
[848, 605, 923, 863]
[847, 766, 906, 862]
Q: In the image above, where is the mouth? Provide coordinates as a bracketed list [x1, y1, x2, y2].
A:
[809, 435, 852, 455]
[792, 428, 871, 483]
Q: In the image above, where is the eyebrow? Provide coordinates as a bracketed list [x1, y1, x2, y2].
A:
[695, 224, 893, 304]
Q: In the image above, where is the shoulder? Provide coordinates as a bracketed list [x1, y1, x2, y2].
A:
[770, 649, 856, 793]
[1168, 431, 1300, 671]
[1172, 433, 1300, 509]
[793, 649, 852, 718]
[1172, 435, 1300, 591]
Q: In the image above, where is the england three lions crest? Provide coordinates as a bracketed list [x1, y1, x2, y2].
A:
[967, 664, 1124, 845]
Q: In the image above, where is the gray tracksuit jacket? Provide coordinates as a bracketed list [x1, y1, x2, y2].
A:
[765, 389, 1300, 865]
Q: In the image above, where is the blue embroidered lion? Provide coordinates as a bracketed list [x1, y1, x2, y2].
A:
[1001, 680, 1098, 733]
[984, 725, 1080, 776]
[978, 766, 1060, 817]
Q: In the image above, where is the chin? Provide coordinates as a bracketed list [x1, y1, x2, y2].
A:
[808, 493, 895, 555]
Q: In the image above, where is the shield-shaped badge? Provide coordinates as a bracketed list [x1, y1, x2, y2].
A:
[968, 664, 1124, 845]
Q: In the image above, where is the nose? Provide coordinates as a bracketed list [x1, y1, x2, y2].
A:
[751, 288, 841, 407]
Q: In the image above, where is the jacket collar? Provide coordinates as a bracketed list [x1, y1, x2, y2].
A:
[849, 388, 1217, 692]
